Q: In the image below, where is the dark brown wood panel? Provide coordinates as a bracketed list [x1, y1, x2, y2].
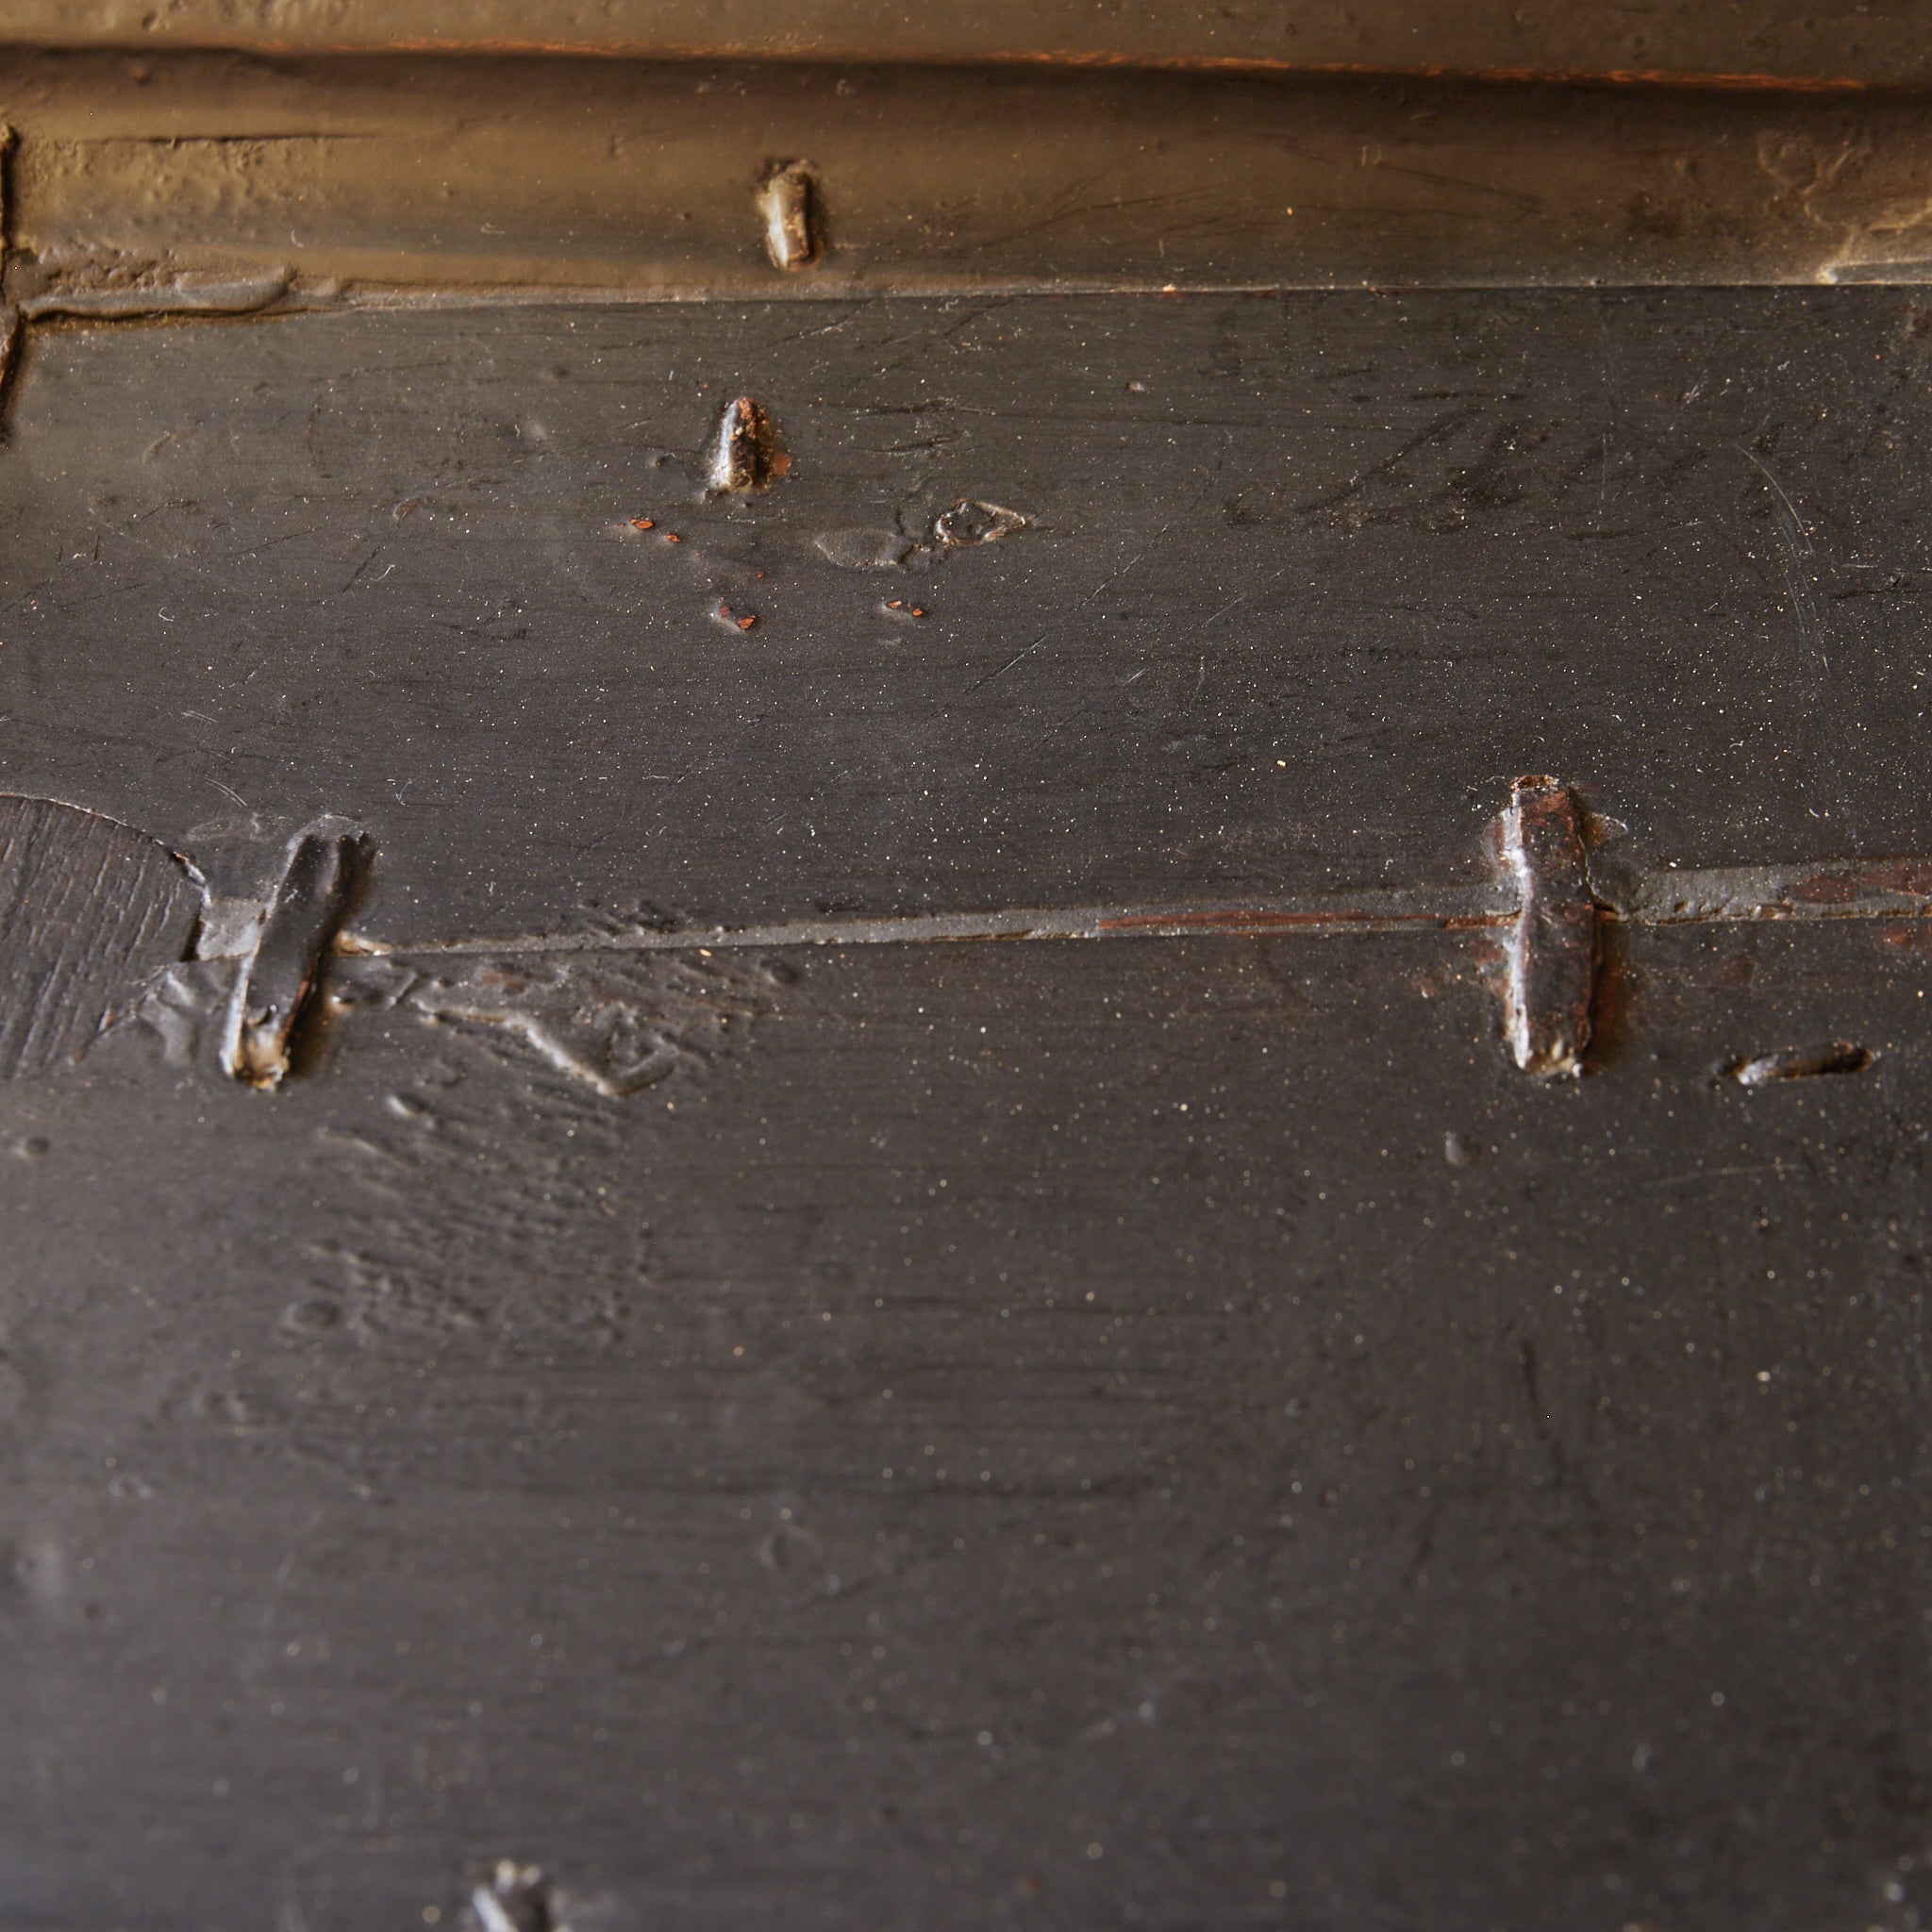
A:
[1, 293, 1927, 940]
[2, 287, 1931, 1929]
[1, 919, 1927, 1928]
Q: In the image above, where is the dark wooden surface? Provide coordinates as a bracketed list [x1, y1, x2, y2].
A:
[3, 291, 1932, 1928]
[6, 922, 1930, 1930]
[4, 293, 1930, 936]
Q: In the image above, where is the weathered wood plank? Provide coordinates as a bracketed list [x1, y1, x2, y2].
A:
[1, 292, 1926, 941]
[0, 287, 1929, 1929]
[0, 921, 1924, 1926]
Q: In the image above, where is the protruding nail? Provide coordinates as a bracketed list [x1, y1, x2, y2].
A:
[758, 161, 820, 271]
[221, 824, 366, 1087]
[1499, 775, 1597, 1077]
[706, 394, 786, 493]
[473, 1861, 553, 1932]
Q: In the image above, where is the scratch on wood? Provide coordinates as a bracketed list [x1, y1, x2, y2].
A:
[1732, 1040, 1874, 1085]
[1498, 774, 1598, 1076]
[1594, 856, 1932, 922]
[332, 947, 784, 1098]
[370, 888, 1509, 960]
[221, 825, 365, 1088]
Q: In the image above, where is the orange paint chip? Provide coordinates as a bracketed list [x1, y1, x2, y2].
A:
[664, 532, 682, 543]
[629, 516, 656, 530]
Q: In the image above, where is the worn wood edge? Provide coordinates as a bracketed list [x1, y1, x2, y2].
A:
[9, 55, 1932, 298]
[0, 792, 205, 1076]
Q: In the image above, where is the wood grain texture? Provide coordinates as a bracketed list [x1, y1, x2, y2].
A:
[0, 793, 201, 1076]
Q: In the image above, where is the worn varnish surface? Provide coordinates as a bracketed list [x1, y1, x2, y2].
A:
[2, 291, 1932, 1926]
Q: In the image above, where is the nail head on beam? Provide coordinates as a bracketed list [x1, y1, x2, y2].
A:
[758, 160, 820, 271]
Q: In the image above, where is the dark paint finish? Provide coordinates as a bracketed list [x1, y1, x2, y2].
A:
[0, 293, 1926, 947]
[0, 291, 1929, 1927]
[1, 924, 1929, 1929]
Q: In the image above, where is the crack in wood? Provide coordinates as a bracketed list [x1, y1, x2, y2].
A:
[12, 784, 1932, 1093]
